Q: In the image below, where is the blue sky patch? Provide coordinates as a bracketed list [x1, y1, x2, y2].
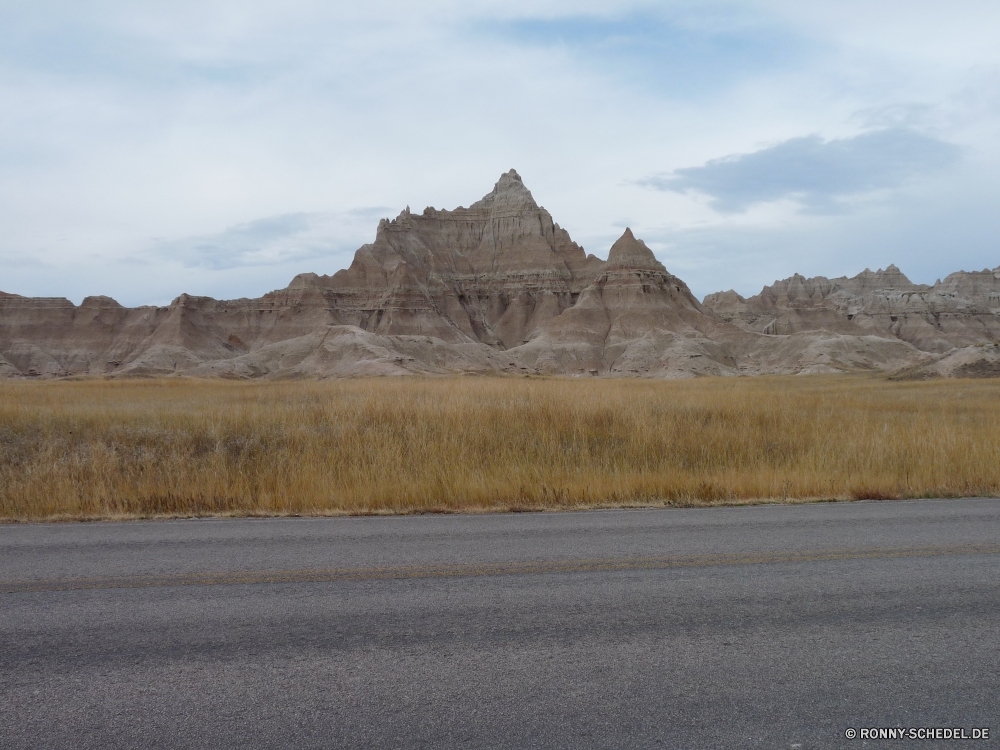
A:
[486, 11, 808, 98]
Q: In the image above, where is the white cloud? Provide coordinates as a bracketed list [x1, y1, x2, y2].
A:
[1, 1, 999, 305]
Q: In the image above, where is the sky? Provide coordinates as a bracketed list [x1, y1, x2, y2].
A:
[2, 0, 999, 305]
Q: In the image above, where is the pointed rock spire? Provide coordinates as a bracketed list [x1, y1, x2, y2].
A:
[606, 228, 666, 272]
[496, 169, 523, 188]
[471, 169, 538, 210]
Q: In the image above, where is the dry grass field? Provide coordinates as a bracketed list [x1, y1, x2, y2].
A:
[2, 374, 999, 521]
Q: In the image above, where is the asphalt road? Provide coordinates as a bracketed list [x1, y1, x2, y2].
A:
[2, 498, 999, 750]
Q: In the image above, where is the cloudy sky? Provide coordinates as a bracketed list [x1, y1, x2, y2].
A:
[2, 1, 999, 305]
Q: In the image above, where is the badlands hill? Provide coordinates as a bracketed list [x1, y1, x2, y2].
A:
[2, 170, 999, 379]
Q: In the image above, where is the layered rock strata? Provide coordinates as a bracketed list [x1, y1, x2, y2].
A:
[2, 170, 996, 379]
[704, 265, 1000, 354]
[280, 170, 605, 349]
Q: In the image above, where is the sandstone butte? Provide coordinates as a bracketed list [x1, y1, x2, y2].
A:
[2, 170, 1000, 380]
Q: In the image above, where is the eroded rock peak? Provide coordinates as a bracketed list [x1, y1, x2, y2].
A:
[606, 228, 666, 272]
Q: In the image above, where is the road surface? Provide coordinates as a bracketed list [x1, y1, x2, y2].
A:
[2, 498, 999, 749]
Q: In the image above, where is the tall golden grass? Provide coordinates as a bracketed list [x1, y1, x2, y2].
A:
[1, 375, 999, 520]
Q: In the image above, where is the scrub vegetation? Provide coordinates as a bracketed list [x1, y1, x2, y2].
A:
[2, 375, 999, 521]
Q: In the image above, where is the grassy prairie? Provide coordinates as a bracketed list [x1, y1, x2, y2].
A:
[1, 375, 999, 521]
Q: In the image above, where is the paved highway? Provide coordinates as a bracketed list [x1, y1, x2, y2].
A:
[2, 498, 999, 749]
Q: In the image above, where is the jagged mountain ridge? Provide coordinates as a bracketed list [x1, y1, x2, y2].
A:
[1, 170, 997, 379]
[280, 170, 605, 350]
[703, 263, 1000, 354]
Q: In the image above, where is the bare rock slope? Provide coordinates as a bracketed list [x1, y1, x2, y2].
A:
[2, 170, 996, 379]
[704, 265, 1000, 354]
[889, 344, 1000, 380]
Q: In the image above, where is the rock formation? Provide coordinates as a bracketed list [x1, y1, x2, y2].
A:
[2, 170, 997, 379]
[703, 265, 1000, 354]
[279, 170, 605, 348]
[890, 343, 1000, 380]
